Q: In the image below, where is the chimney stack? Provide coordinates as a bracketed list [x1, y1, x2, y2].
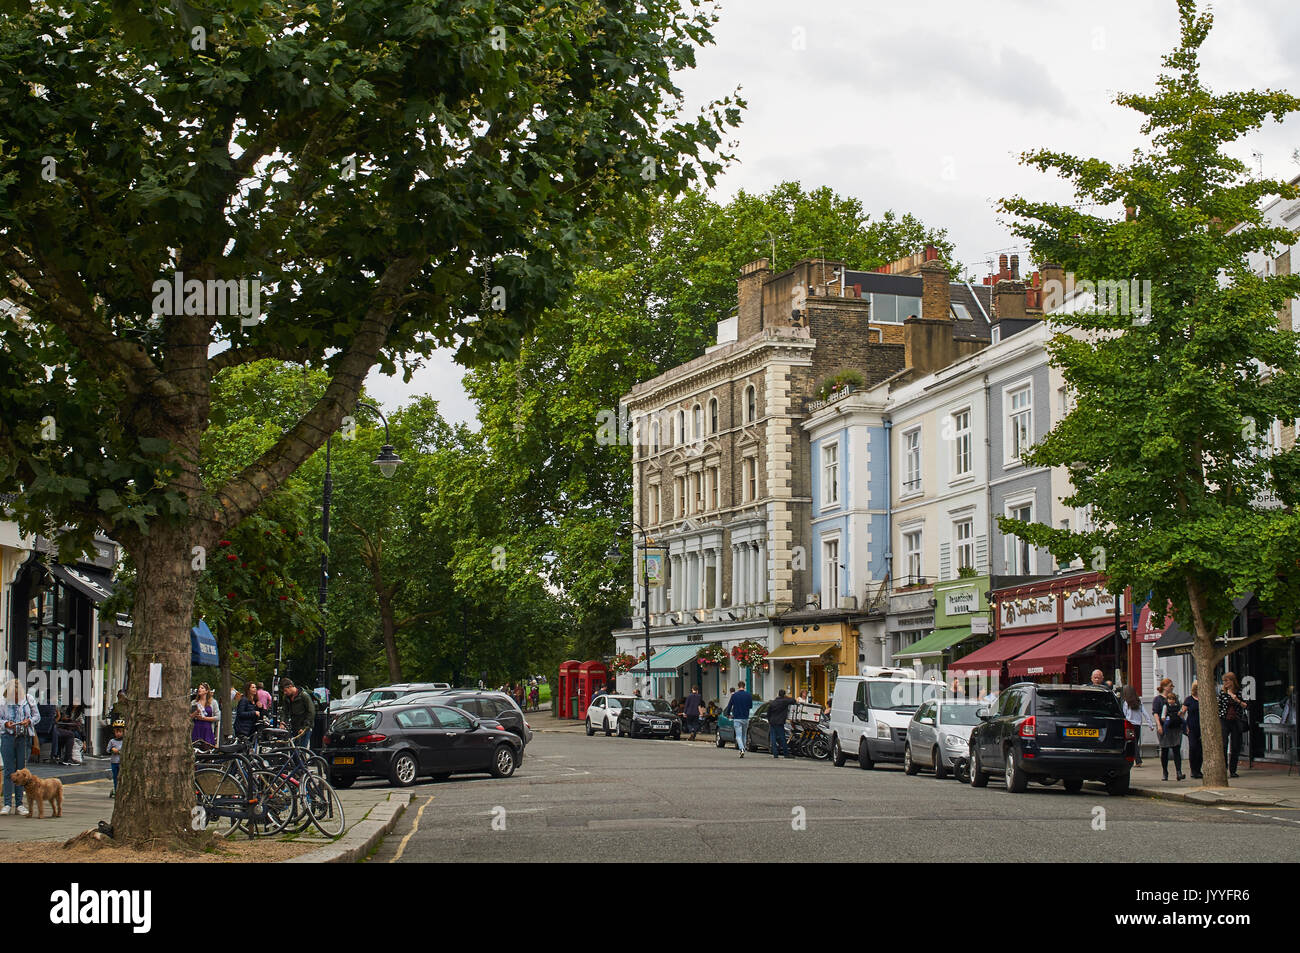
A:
[1039, 262, 1065, 312]
[919, 259, 951, 321]
[994, 279, 1027, 322]
[1010, 254, 1020, 279]
[737, 259, 771, 339]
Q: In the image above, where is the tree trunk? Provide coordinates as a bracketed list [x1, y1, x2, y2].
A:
[1186, 577, 1228, 787]
[111, 522, 201, 844]
[378, 585, 403, 684]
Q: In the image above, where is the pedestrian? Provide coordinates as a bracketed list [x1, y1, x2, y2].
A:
[1151, 678, 1173, 727]
[255, 681, 273, 714]
[723, 681, 754, 759]
[234, 682, 267, 740]
[52, 701, 86, 765]
[1218, 672, 1247, 778]
[1184, 680, 1203, 778]
[107, 719, 124, 798]
[191, 685, 218, 747]
[767, 689, 794, 759]
[280, 678, 316, 749]
[529, 683, 539, 711]
[1, 679, 39, 816]
[201, 682, 221, 742]
[1120, 684, 1153, 766]
[684, 685, 702, 741]
[1156, 686, 1186, 781]
[1090, 669, 1106, 687]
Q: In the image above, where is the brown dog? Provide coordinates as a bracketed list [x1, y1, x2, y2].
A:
[9, 768, 62, 818]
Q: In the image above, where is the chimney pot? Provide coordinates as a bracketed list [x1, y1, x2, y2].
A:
[1010, 254, 1020, 279]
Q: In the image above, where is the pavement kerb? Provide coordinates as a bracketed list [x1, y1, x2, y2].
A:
[1129, 784, 1287, 808]
[284, 790, 412, 864]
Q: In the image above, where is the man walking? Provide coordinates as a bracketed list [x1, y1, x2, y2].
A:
[281, 678, 316, 749]
[723, 681, 753, 758]
[768, 689, 793, 759]
[684, 685, 703, 741]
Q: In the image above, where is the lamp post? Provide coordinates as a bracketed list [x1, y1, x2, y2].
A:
[303, 401, 402, 741]
[606, 521, 654, 699]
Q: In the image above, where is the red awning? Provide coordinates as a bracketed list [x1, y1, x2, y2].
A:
[948, 632, 1055, 674]
[1134, 601, 1175, 643]
[1006, 624, 1114, 678]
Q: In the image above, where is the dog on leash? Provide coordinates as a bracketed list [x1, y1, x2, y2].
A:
[9, 768, 63, 818]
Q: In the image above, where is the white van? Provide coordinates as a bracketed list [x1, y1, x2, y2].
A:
[827, 667, 945, 768]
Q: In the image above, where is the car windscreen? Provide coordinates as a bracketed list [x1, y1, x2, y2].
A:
[333, 711, 380, 732]
[634, 699, 672, 713]
[868, 680, 942, 711]
[938, 703, 982, 726]
[1036, 690, 1122, 717]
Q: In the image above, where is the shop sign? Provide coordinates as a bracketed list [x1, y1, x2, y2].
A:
[638, 548, 666, 588]
[944, 586, 978, 616]
[1061, 585, 1122, 623]
[970, 616, 990, 635]
[1001, 593, 1056, 630]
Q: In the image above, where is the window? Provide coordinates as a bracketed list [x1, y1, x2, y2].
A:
[675, 476, 686, 518]
[692, 404, 703, 441]
[1005, 502, 1033, 574]
[954, 519, 974, 572]
[822, 442, 839, 506]
[431, 707, 474, 729]
[870, 293, 922, 324]
[691, 472, 702, 512]
[710, 467, 720, 510]
[744, 457, 758, 501]
[676, 410, 685, 446]
[1008, 386, 1032, 462]
[991, 325, 1001, 344]
[952, 409, 972, 477]
[904, 530, 923, 584]
[709, 398, 718, 434]
[903, 428, 922, 493]
[395, 708, 436, 728]
[823, 539, 840, 608]
[745, 385, 756, 423]
[951, 302, 973, 321]
[650, 484, 661, 524]
[651, 419, 660, 454]
[1057, 386, 1070, 419]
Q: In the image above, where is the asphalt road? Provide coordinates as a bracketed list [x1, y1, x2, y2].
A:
[366, 729, 1300, 863]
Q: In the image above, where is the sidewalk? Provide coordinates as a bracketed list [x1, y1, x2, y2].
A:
[1128, 751, 1300, 808]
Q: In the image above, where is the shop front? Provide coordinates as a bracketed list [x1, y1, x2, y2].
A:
[771, 615, 863, 705]
[896, 576, 993, 678]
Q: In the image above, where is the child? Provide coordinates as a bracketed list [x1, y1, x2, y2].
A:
[107, 719, 124, 797]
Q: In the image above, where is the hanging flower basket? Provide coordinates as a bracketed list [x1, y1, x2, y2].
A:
[696, 642, 728, 665]
[609, 652, 637, 676]
[731, 639, 769, 667]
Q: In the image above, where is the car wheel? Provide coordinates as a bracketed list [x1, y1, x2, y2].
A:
[1005, 747, 1028, 793]
[490, 744, 518, 778]
[585, 718, 595, 737]
[831, 736, 847, 767]
[1106, 774, 1130, 796]
[672, 729, 681, 740]
[617, 721, 626, 737]
[1063, 778, 1084, 793]
[857, 737, 874, 770]
[604, 718, 612, 737]
[330, 774, 355, 789]
[933, 747, 948, 780]
[970, 748, 989, 787]
[388, 751, 418, 788]
[904, 744, 918, 775]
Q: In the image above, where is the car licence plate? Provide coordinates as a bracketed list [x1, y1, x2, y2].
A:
[654, 724, 670, 731]
[332, 756, 355, 765]
[1064, 728, 1100, 738]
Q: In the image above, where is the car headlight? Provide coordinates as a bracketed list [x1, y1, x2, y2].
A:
[944, 734, 967, 748]
[877, 723, 891, 739]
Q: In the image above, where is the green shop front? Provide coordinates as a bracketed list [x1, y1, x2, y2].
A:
[893, 576, 994, 676]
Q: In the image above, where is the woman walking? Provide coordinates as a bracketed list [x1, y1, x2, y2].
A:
[1156, 686, 1186, 781]
[1121, 684, 1153, 767]
[1218, 672, 1247, 778]
[1, 679, 40, 816]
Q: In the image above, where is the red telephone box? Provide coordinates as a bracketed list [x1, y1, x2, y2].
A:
[558, 660, 581, 719]
[576, 660, 608, 721]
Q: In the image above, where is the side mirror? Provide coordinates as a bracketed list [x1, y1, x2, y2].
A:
[468, 717, 481, 730]
[976, 707, 991, 720]
[922, 717, 936, 726]
[852, 702, 869, 721]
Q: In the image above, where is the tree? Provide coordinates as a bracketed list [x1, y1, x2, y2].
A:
[467, 183, 955, 659]
[0, 0, 738, 844]
[998, 0, 1300, 788]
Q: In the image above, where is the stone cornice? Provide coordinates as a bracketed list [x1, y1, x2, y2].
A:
[623, 328, 815, 409]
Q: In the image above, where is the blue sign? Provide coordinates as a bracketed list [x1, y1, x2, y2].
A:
[191, 619, 219, 667]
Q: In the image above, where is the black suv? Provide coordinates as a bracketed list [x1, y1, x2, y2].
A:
[397, 690, 533, 747]
[968, 683, 1133, 795]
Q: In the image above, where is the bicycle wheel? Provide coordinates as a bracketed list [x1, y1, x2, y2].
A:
[811, 735, 831, 761]
[193, 766, 246, 838]
[239, 770, 294, 837]
[304, 775, 346, 838]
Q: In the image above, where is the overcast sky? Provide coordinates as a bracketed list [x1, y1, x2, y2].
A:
[365, 0, 1300, 426]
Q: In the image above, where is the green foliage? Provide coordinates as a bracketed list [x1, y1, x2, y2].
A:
[816, 369, 866, 400]
[997, 0, 1300, 645]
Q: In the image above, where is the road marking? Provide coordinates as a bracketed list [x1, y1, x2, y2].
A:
[1217, 806, 1300, 826]
[390, 795, 433, 862]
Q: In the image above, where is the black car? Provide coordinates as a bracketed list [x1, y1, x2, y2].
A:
[967, 683, 1133, 795]
[617, 698, 681, 739]
[397, 690, 533, 747]
[324, 703, 523, 788]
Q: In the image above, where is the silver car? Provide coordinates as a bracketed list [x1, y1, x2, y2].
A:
[904, 699, 984, 779]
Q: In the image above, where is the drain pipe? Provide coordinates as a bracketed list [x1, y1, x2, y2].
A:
[882, 416, 893, 669]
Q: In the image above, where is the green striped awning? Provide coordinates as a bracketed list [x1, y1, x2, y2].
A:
[629, 644, 701, 675]
[892, 626, 977, 660]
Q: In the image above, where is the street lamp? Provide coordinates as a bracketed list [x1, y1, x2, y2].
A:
[606, 521, 654, 699]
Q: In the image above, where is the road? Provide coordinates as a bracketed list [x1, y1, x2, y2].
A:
[367, 728, 1300, 863]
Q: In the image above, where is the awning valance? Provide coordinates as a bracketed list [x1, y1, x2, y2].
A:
[629, 644, 700, 674]
[893, 626, 976, 660]
[948, 632, 1054, 674]
[768, 641, 837, 661]
[1007, 624, 1113, 678]
[48, 563, 113, 604]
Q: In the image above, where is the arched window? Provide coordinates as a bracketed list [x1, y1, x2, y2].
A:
[692, 404, 702, 441]
[677, 410, 686, 445]
[651, 419, 660, 454]
[745, 385, 756, 423]
[709, 397, 718, 434]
